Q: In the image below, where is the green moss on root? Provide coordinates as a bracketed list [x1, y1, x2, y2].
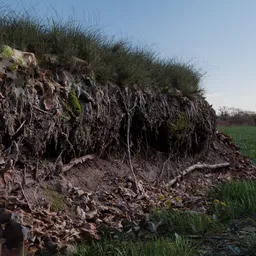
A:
[68, 90, 82, 116]
[0, 45, 14, 58]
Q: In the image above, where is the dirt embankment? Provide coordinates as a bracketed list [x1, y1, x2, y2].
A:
[0, 45, 253, 255]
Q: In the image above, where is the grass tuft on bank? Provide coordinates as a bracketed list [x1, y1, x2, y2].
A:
[0, 4, 204, 96]
[72, 236, 197, 256]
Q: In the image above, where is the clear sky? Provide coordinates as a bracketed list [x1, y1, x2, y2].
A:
[4, 0, 256, 112]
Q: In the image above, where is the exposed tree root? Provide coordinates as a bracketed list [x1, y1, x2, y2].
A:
[61, 154, 95, 173]
[120, 88, 140, 194]
[157, 155, 171, 185]
[168, 162, 230, 186]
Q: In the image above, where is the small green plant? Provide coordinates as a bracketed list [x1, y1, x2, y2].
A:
[211, 199, 231, 222]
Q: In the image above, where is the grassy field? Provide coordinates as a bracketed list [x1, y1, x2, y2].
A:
[218, 125, 256, 164]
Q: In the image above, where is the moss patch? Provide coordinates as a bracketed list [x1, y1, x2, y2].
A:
[44, 187, 64, 212]
[169, 112, 189, 133]
[0, 45, 14, 58]
[68, 90, 82, 116]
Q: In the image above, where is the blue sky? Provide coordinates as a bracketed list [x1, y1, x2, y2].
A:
[5, 0, 256, 111]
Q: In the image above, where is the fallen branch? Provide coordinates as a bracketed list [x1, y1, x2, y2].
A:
[168, 162, 230, 186]
[61, 154, 95, 173]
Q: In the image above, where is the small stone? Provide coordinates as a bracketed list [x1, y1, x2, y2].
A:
[85, 210, 98, 221]
[76, 189, 85, 197]
[76, 206, 86, 220]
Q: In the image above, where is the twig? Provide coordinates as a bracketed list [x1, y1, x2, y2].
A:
[4, 140, 21, 166]
[61, 132, 76, 158]
[54, 150, 64, 175]
[28, 97, 34, 125]
[157, 155, 171, 185]
[61, 154, 95, 173]
[23, 167, 27, 186]
[13, 120, 26, 136]
[35, 158, 39, 181]
[54, 150, 63, 167]
[168, 162, 230, 186]
[13, 140, 20, 164]
[33, 105, 53, 115]
[19, 183, 33, 212]
[126, 111, 139, 193]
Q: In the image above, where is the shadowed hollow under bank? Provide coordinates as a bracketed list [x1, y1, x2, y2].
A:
[0, 45, 216, 171]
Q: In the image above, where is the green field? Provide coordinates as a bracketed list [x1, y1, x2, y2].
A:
[218, 126, 256, 164]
